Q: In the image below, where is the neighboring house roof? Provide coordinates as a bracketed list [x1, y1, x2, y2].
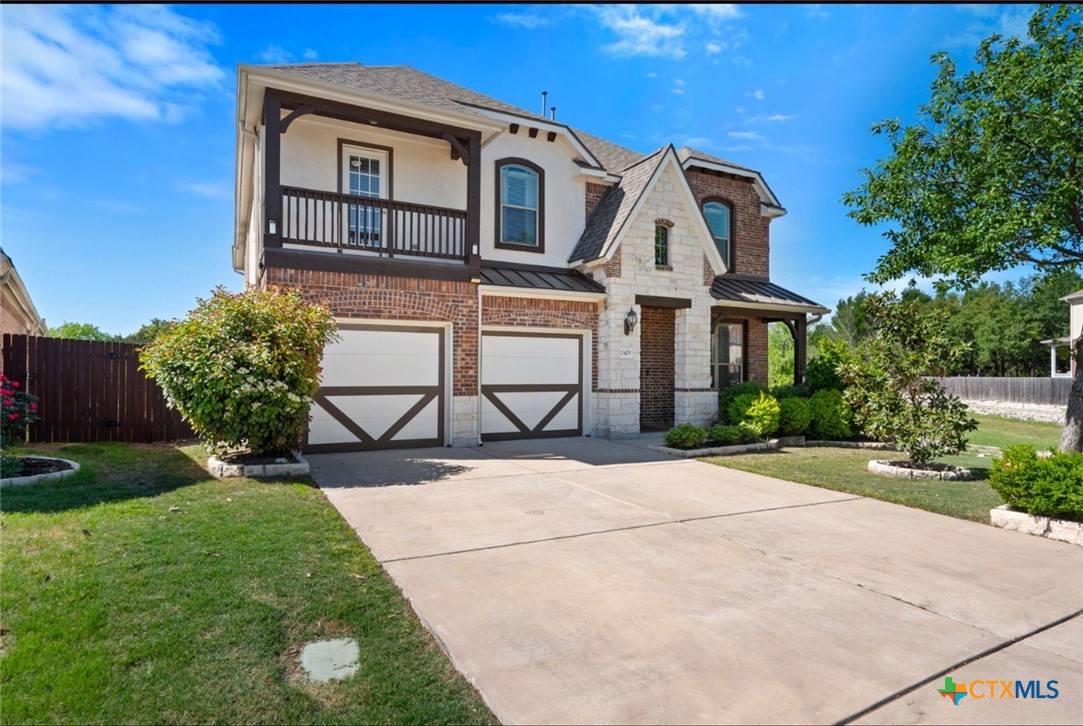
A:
[0, 248, 47, 336]
[1060, 289, 1083, 303]
[480, 261, 605, 294]
[569, 148, 667, 263]
[710, 274, 829, 315]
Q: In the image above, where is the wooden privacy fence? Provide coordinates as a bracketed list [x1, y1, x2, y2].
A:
[2, 334, 193, 443]
[938, 376, 1072, 406]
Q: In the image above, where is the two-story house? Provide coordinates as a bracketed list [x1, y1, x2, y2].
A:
[233, 62, 828, 453]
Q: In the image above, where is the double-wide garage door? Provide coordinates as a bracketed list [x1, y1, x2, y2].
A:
[481, 331, 583, 442]
[307, 325, 445, 453]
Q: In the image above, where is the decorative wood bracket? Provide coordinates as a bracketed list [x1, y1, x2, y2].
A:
[442, 132, 470, 165]
[280, 104, 315, 134]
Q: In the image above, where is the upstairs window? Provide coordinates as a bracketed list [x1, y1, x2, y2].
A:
[702, 200, 733, 270]
[654, 224, 669, 267]
[496, 159, 544, 251]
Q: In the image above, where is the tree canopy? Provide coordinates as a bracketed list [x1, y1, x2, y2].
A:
[843, 4, 1083, 288]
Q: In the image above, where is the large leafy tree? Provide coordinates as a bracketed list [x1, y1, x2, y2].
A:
[842, 4, 1083, 449]
[49, 321, 117, 341]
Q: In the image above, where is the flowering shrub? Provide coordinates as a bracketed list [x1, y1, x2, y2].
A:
[140, 286, 338, 456]
[0, 372, 39, 446]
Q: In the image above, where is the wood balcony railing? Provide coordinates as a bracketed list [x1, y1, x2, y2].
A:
[281, 185, 469, 262]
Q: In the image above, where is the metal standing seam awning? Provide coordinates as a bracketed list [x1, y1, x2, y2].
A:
[479, 263, 606, 294]
[709, 274, 830, 317]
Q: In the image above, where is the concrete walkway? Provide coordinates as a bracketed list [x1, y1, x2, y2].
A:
[310, 437, 1083, 725]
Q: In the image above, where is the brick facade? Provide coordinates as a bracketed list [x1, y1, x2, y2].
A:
[480, 295, 601, 391]
[684, 168, 771, 278]
[585, 182, 608, 221]
[639, 306, 675, 429]
[713, 311, 769, 386]
[264, 268, 479, 397]
[602, 247, 622, 279]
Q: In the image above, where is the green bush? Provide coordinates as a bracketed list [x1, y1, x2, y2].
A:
[705, 424, 761, 446]
[719, 381, 764, 423]
[806, 339, 850, 393]
[663, 423, 708, 449]
[768, 383, 809, 400]
[1, 455, 24, 479]
[140, 286, 338, 456]
[989, 445, 1083, 519]
[777, 397, 812, 437]
[726, 392, 759, 427]
[808, 389, 852, 440]
[743, 392, 781, 438]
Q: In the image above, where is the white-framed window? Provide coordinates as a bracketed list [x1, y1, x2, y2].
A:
[342, 147, 388, 248]
[711, 321, 744, 390]
[703, 200, 732, 269]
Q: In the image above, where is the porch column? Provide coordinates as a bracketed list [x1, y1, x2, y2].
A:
[794, 314, 808, 386]
[262, 91, 282, 248]
[674, 301, 716, 426]
[465, 131, 481, 267]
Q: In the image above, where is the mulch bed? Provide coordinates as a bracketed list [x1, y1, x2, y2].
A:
[8, 457, 75, 477]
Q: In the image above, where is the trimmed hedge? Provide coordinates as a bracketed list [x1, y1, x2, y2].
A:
[989, 445, 1083, 520]
[809, 389, 852, 440]
[777, 397, 812, 437]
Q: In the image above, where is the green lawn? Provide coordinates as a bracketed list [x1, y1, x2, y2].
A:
[0, 442, 495, 725]
[968, 413, 1062, 450]
[703, 414, 1063, 523]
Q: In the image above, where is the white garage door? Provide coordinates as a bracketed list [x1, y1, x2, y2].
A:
[481, 331, 583, 442]
[307, 324, 446, 453]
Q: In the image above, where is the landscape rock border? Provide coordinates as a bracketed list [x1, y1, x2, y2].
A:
[0, 458, 81, 487]
[867, 459, 973, 481]
[207, 453, 310, 479]
[654, 440, 779, 458]
[990, 505, 1083, 546]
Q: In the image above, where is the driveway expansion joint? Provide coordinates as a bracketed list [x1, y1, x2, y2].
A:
[835, 609, 1083, 725]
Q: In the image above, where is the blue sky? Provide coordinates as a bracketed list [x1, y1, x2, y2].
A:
[0, 3, 1037, 335]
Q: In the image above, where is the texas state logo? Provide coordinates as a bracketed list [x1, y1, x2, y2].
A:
[937, 676, 1060, 705]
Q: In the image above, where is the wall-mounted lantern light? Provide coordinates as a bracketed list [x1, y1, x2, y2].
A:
[268, 219, 278, 234]
[624, 307, 639, 336]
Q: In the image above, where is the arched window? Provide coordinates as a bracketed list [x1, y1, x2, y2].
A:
[496, 159, 544, 251]
[654, 224, 669, 267]
[702, 200, 733, 270]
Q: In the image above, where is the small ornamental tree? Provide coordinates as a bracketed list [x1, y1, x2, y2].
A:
[838, 292, 977, 465]
[140, 286, 338, 456]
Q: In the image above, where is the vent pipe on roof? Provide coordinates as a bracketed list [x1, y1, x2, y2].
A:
[541, 90, 548, 116]
[550, 106, 556, 120]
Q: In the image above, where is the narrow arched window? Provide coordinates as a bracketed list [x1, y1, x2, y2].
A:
[496, 159, 544, 251]
[702, 200, 733, 270]
[654, 225, 669, 267]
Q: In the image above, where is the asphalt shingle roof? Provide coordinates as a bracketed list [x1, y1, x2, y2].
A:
[568, 147, 668, 263]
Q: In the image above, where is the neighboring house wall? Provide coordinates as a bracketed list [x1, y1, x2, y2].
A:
[0, 251, 47, 337]
[592, 164, 718, 436]
[684, 168, 770, 278]
[1071, 299, 1083, 342]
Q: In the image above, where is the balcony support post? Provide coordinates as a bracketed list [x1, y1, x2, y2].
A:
[466, 131, 481, 266]
[263, 91, 283, 248]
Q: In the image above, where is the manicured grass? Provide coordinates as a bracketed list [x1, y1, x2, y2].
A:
[0, 442, 495, 725]
[968, 413, 1062, 450]
[705, 446, 1003, 522]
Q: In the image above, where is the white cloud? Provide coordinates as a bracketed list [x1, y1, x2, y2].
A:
[594, 6, 686, 59]
[804, 4, 830, 20]
[302, 48, 319, 61]
[680, 136, 713, 148]
[492, 11, 550, 29]
[1, 159, 36, 184]
[747, 89, 765, 100]
[735, 106, 746, 114]
[706, 41, 726, 54]
[728, 130, 763, 140]
[944, 4, 1034, 49]
[687, 4, 743, 21]
[177, 180, 231, 201]
[672, 88, 686, 95]
[747, 112, 796, 124]
[646, 72, 659, 79]
[719, 145, 752, 153]
[257, 45, 293, 63]
[0, 5, 223, 130]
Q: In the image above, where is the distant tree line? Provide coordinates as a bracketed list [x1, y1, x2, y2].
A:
[799, 270, 1083, 378]
[47, 319, 174, 345]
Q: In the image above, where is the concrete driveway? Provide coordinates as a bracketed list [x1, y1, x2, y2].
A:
[309, 438, 1083, 725]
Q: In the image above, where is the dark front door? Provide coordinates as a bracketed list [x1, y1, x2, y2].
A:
[640, 306, 675, 431]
